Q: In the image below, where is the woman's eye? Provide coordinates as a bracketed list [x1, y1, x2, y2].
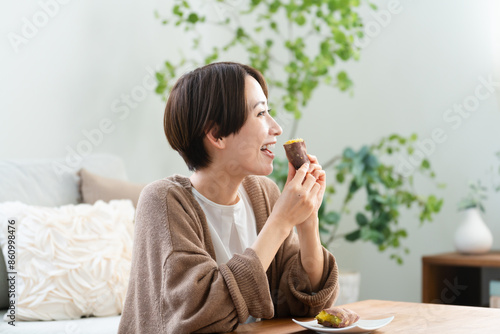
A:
[258, 109, 271, 117]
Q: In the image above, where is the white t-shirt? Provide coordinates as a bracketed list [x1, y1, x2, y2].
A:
[192, 185, 258, 265]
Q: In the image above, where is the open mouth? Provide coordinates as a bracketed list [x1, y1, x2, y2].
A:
[260, 143, 276, 158]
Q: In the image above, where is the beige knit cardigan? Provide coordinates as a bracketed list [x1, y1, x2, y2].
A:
[118, 175, 339, 333]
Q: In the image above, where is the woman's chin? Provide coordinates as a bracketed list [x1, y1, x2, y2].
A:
[243, 160, 274, 176]
[262, 164, 274, 176]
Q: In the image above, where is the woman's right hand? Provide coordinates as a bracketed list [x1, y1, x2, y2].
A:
[251, 162, 321, 271]
[269, 162, 321, 231]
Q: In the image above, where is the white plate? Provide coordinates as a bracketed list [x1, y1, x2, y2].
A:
[292, 316, 394, 333]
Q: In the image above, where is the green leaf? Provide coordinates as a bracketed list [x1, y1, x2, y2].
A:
[358, 145, 370, 158]
[269, 1, 280, 13]
[365, 154, 378, 169]
[421, 159, 430, 169]
[324, 211, 341, 225]
[173, 5, 183, 17]
[348, 180, 361, 194]
[336, 70, 353, 91]
[319, 225, 329, 234]
[343, 147, 355, 159]
[355, 212, 368, 226]
[345, 230, 361, 242]
[334, 30, 347, 44]
[388, 134, 399, 141]
[187, 13, 199, 23]
[295, 14, 306, 26]
[336, 172, 345, 183]
[236, 27, 246, 39]
[155, 72, 164, 81]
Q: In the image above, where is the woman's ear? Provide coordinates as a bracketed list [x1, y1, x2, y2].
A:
[205, 126, 225, 149]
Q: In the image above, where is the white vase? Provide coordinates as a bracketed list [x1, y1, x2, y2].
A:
[454, 208, 493, 254]
[336, 270, 360, 306]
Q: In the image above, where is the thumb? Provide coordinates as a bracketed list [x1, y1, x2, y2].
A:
[287, 162, 309, 186]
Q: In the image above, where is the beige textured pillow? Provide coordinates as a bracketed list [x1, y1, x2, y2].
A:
[0, 200, 134, 321]
[79, 168, 146, 207]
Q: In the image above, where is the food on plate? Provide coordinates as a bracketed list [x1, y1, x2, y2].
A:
[315, 307, 360, 328]
[283, 138, 310, 170]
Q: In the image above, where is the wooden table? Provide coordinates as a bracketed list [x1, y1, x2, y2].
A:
[230, 299, 500, 333]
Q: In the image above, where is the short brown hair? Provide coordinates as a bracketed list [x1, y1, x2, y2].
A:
[164, 62, 268, 171]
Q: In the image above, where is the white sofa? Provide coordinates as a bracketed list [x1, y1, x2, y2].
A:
[0, 154, 139, 333]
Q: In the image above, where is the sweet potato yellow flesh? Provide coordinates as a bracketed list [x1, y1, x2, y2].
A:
[284, 138, 304, 144]
[315, 307, 360, 328]
[315, 310, 342, 327]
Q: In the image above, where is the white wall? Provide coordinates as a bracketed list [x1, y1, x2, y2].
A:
[308, 0, 500, 303]
[1, 0, 499, 303]
[0, 0, 192, 181]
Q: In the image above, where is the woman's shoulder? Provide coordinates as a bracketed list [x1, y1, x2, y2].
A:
[139, 174, 193, 204]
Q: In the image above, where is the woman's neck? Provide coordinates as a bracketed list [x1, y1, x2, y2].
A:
[189, 167, 244, 206]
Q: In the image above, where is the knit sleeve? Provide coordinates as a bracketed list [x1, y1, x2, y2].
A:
[255, 177, 339, 317]
[162, 186, 274, 333]
[270, 231, 339, 317]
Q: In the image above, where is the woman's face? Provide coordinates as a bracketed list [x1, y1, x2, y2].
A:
[222, 75, 282, 177]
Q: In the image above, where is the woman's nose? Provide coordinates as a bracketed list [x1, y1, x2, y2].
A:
[269, 116, 282, 136]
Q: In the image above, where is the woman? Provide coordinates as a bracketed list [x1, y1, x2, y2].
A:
[118, 62, 339, 333]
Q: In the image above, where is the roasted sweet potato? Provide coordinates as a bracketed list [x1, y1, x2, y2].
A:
[315, 307, 360, 328]
[283, 138, 309, 170]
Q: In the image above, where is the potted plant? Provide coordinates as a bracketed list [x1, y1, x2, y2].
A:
[154, 0, 366, 106]
[154, 0, 444, 303]
[457, 180, 488, 213]
[454, 180, 493, 255]
[271, 133, 444, 264]
[273, 135, 445, 305]
[154, 0, 444, 260]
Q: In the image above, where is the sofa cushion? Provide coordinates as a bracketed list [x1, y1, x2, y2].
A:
[0, 200, 134, 321]
[0, 154, 129, 310]
[0, 155, 128, 207]
[79, 168, 146, 207]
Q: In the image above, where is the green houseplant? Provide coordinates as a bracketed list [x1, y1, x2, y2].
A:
[457, 151, 500, 213]
[455, 179, 492, 254]
[154, 0, 444, 263]
[272, 134, 443, 264]
[454, 151, 500, 254]
[457, 180, 488, 213]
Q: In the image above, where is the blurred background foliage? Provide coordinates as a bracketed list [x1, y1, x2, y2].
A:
[154, 0, 444, 263]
